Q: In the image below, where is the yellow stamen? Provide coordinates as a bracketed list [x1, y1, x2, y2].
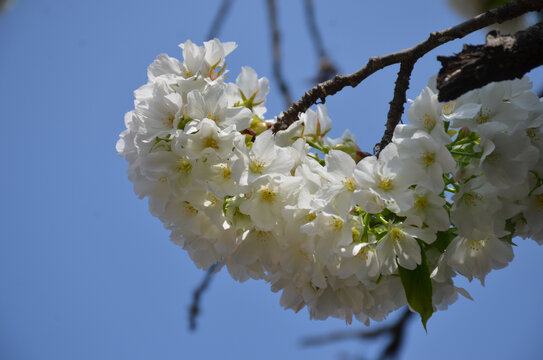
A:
[177, 160, 192, 175]
[421, 152, 435, 167]
[379, 177, 394, 191]
[342, 176, 356, 192]
[260, 187, 276, 203]
[202, 136, 218, 149]
[250, 159, 266, 174]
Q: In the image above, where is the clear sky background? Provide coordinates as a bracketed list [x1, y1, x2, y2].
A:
[1, 1, 542, 359]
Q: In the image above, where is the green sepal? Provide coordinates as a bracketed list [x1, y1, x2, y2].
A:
[398, 249, 433, 331]
[500, 219, 518, 246]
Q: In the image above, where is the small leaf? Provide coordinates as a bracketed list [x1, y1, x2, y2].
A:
[398, 249, 433, 331]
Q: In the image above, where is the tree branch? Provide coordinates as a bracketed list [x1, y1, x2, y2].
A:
[272, 0, 543, 134]
[436, 22, 543, 102]
[266, 0, 293, 108]
[206, 0, 234, 41]
[375, 60, 415, 154]
[188, 263, 220, 331]
[301, 307, 414, 360]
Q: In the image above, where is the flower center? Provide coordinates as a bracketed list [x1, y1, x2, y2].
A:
[202, 136, 218, 149]
[329, 217, 344, 231]
[342, 176, 356, 192]
[356, 246, 369, 261]
[250, 159, 266, 174]
[468, 238, 487, 251]
[476, 109, 490, 124]
[184, 204, 198, 214]
[421, 152, 435, 167]
[260, 187, 276, 203]
[177, 159, 192, 175]
[423, 113, 436, 132]
[389, 227, 404, 242]
[462, 192, 483, 206]
[206, 111, 218, 122]
[378, 177, 394, 191]
[220, 164, 232, 179]
[442, 101, 455, 116]
[414, 195, 428, 210]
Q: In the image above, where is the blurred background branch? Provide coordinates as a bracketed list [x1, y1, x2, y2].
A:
[188, 263, 220, 331]
[267, 0, 293, 108]
[206, 0, 234, 41]
[301, 308, 413, 360]
[303, 0, 339, 84]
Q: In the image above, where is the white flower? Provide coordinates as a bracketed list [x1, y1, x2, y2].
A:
[377, 222, 435, 275]
[301, 104, 332, 138]
[239, 175, 302, 231]
[232, 130, 295, 185]
[394, 86, 451, 145]
[393, 130, 456, 194]
[447, 80, 528, 133]
[353, 150, 414, 213]
[478, 126, 539, 189]
[445, 233, 514, 285]
[202, 38, 237, 81]
[134, 79, 183, 141]
[451, 177, 504, 238]
[331, 241, 380, 284]
[181, 119, 239, 160]
[301, 211, 353, 263]
[147, 54, 183, 81]
[399, 185, 450, 231]
[312, 150, 357, 215]
[186, 87, 252, 131]
[523, 186, 543, 244]
[178, 40, 206, 78]
[227, 66, 269, 117]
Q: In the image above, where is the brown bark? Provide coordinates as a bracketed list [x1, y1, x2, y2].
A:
[437, 22, 543, 102]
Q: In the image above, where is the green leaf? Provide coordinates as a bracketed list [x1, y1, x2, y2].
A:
[431, 228, 456, 253]
[398, 249, 433, 331]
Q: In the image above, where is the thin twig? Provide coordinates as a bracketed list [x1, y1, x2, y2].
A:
[267, 0, 293, 108]
[272, 0, 543, 134]
[206, 0, 234, 40]
[301, 307, 413, 360]
[375, 60, 415, 154]
[188, 263, 220, 331]
[303, 0, 339, 84]
[436, 22, 543, 102]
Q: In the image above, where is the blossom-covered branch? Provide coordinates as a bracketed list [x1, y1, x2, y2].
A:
[118, 37, 543, 328]
[272, 0, 543, 134]
[436, 22, 543, 102]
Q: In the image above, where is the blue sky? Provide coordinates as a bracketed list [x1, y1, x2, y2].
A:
[1, 1, 542, 359]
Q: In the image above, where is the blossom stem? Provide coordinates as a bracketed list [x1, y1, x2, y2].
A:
[305, 139, 328, 153]
[450, 150, 481, 158]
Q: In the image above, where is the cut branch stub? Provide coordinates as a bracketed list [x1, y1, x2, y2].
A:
[437, 22, 543, 102]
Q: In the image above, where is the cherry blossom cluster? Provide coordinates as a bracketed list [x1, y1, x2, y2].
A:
[117, 39, 543, 326]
